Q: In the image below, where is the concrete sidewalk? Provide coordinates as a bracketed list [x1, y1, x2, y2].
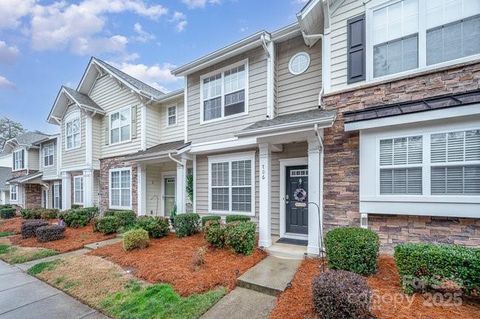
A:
[0, 260, 108, 319]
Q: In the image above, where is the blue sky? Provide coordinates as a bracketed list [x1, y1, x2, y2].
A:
[0, 0, 307, 134]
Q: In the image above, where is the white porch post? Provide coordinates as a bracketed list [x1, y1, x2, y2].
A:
[137, 164, 147, 216]
[259, 143, 272, 248]
[83, 169, 94, 207]
[176, 159, 187, 214]
[307, 137, 321, 255]
[61, 171, 72, 210]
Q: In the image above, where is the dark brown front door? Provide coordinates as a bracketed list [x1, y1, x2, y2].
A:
[285, 165, 308, 235]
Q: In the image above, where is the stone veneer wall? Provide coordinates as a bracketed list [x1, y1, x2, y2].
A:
[321, 61, 480, 251]
[25, 184, 42, 209]
[99, 156, 138, 214]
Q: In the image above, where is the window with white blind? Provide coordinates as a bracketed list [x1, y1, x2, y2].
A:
[201, 60, 248, 123]
[43, 143, 54, 167]
[65, 118, 80, 150]
[110, 107, 131, 144]
[109, 168, 131, 209]
[379, 136, 423, 194]
[167, 105, 176, 126]
[430, 130, 480, 195]
[13, 149, 24, 171]
[10, 185, 17, 201]
[74, 176, 83, 205]
[208, 153, 255, 215]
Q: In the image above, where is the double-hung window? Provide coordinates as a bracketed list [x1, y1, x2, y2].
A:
[110, 108, 131, 144]
[65, 118, 80, 150]
[209, 153, 255, 215]
[74, 176, 84, 205]
[10, 185, 17, 201]
[167, 106, 176, 126]
[110, 168, 131, 209]
[53, 183, 61, 209]
[201, 61, 247, 122]
[43, 143, 54, 167]
[13, 149, 24, 170]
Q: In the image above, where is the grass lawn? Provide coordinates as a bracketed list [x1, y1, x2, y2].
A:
[0, 243, 58, 264]
[30, 255, 226, 319]
[0, 231, 14, 237]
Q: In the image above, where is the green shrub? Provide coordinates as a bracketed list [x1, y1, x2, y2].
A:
[63, 207, 98, 228]
[312, 270, 373, 319]
[0, 207, 15, 219]
[35, 225, 65, 242]
[105, 210, 137, 231]
[204, 220, 226, 248]
[21, 219, 48, 238]
[21, 209, 40, 219]
[201, 215, 221, 227]
[325, 227, 379, 276]
[174, 213, 200, 237]
[394, 243, 480, 295]
[95, 216, 118, 234]
[225, 221, 256, 255]
[0, 204, 12, 209]
[123, 229, 149, 251]
[225, 215, 250, 223]
[71, 204, 81, 209]
[39, 209, 58, 220]
[21, 208, 58, 220]
[135, 216, 169, 238]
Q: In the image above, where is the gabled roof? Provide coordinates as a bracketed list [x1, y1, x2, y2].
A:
[63, 86, 103, 112]
[0, 167, 12, 191]
[3, 132, 51, 153]
[126, 140, 190, 161]
[7, 171, 43, 185]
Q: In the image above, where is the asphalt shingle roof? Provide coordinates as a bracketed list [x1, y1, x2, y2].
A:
[63, 86, 103, 112]
[94, 58, 165, 99]
[126, 140, 189, 159]
[13, 131, 51, 146]
[0, 167, 12, 191]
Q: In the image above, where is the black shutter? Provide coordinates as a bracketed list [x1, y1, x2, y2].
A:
[59, 184, 63, 209]
[347, 14, 366, 84]
[21, 149, 25, 169]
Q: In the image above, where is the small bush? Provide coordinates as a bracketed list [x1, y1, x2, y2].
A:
[63, 207, 98, 228]
[123, 229, 149, 251]
[35, 225, 66, 242]
[312, 270, 373, 319]
[135, 216, 169, 238]
[0, 204, 12, 209]
[39, 209, 59, 220]
[0, 207, 15, 219]
[394, 243, 480, 295]
[21, 208, 41, 219]
[95, 216, 118, 234]
[71, 204, 81, 209]
[21, 208, 58, 220]
[201, 215, 221, 227]
[21, 219, 49, 238]
[225, 215, 250, 223]
[174, 213, 200, 237]
[105, 210, 137, 231]
[191, 247, 206, 271]
[204, 220, 226, 248]
[225, 221, 256, 255]
[325, 227, 379, 276]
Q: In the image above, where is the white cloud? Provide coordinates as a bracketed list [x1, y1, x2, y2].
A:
[29, 0, 167, 55]
[171, 11, 187, 32]
[0, 41, 19, 64]
[113, 61, 181, 92]
[0, 0, 35, 29]
[133, 22, 155, 43]
[0, 75, 14, 89]
[182, 0, 221, 9]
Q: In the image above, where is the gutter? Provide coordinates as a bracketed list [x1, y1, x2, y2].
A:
[168, 153, 183, 166]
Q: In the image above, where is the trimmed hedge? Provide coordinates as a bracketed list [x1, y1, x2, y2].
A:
[312, 270, 373, 319]
[204, 220, 226, 248]
[201, 215, 221, 227]
[0, 204, 12, 209]
[225, 221, 256, 255]
[21, 208, 59, 220]
[394, 243, 480, 295]
[174, 213, 200, 237]
[135, 216, 169, 238]
[325, 227, 379, 276]
[0, 207, 15, 219]
[62, 207, 98, 228]
[225, 215, 250, 223]
[104, 210, 137, 232]
[95, 216, 118, 234]
[123, 229, 149, 251]
[21, 219, 49, 238]
[36, 225, 65, 242]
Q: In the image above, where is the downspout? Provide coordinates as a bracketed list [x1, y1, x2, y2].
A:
[261, 33, 275, 119]
[302, 32, 325, 109]
[314, 123, 325, 253]
[168, 152, 183, 166]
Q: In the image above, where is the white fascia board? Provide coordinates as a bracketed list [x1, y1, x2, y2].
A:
[345, 104, 480, 132]
[190, 137, 257, 154]
[155, 89, 184, 104]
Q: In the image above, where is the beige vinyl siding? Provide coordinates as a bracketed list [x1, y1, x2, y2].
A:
[92, 115, 102, 168]
[27, 149, 39, 171]
[89, 75, 142, 158]
[146, 106, 161, 148]
[329, 0, 365, 91]
[159, 99, 184, 144]
[187, 47, 268, 144]
[276, 36, 322, 115]
[61, 105, 86, 170]
[145, 162, 176, 215]
[40, 141, 58, 180]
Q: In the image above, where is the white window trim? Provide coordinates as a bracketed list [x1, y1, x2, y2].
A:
[207, 151, 256, 216]
[73, 176, 84, 205]
[43, 143, 55, 167]
[288, 52, 311, 75]
[167, 105, 177, 127]
[10, 185, 17, 202]
[12, 149, 25, 172]
[109, 167, 132, 210]
[53, 182, 61, 209]
[199, 59, 249, 125]
[109, 106, 132, 146]
[65, 115, 81, 151]
[365, 0, 480, 83]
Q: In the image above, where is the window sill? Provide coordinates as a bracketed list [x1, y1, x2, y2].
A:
[109, 205, 132, 210]
[108, 139, 133, 147]
[200, 111, 249, 126]
[208, 210, 256, 217]
[65, 146, 81, 152]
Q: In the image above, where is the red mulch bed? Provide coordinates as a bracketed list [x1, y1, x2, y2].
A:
[9, 224, 116, 253]
[0, 217, 22, 234]
[89, 233, 267, 296]
[270, 255, 480, 319]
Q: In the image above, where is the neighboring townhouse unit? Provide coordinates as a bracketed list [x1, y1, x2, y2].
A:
[47, 57, 187, 217]
[36, 134, 63, 209]
[0, 149, 12, 205]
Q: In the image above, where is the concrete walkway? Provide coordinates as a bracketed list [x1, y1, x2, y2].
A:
[0, 260, 109, 319]
[201, 256, 301, 319]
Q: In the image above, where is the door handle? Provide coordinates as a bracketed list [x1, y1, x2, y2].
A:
[285, 194, 289, 204]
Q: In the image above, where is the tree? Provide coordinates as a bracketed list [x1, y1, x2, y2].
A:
[0, 117, 25, 150]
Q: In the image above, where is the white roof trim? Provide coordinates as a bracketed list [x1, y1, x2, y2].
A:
[61, 87, 105, 115]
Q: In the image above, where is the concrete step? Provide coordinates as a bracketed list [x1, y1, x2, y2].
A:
[84, 237, 122, 250]
[237, 256, 301, 296]
[200, 287, 276, 319]
[265, 242, 307, 260]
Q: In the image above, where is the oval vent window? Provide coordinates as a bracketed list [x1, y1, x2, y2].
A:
[288, 52, 310, 75]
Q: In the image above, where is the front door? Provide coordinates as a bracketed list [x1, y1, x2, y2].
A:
[285, 165, 308, 235]
[163, 177, 176, 216]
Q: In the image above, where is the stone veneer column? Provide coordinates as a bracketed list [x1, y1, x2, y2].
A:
[258, 143, 272, 248]
[307, 137, 321, 255]
[61, 171, 72, 210]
